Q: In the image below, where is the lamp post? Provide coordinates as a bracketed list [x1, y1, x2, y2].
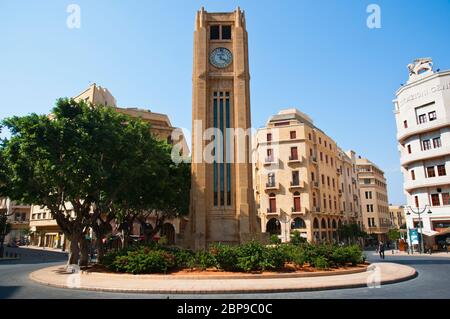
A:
[406, 205, 432, 254]
[279, 210, 292, 243]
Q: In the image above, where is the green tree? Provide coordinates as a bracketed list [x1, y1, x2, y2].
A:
[388, 229, 401, 241]
[0, 98, 166, 266]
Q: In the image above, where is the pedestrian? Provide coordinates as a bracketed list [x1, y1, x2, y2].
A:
[378, 241, 385, 259]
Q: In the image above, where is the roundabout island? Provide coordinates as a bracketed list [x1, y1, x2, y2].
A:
[29, 262, 416, 294]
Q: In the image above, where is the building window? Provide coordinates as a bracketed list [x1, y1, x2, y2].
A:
[221, 25, 231, 39]
[320, 152, 323, 161]
[418, 114, 427, 124]
[319, 137, 322, 144]
[325, 154, 328, 164]
[292, 171, 299, 185]
[331, 157, 334, 166]
[437, 165, 446, 176]
[290, 147, 298, 160]
[308, 133, 312, 140]
[321, 174, 325, 185]
[324, 140, 327, 147]
[311, 172, 315, 181]
[268, 173, 275, 187]
[407, 145, 411, 154]
[429, 111, 437, 121]
[414, 195, 419, 208]
[442, 193, 450, 205]
[290, 131, 296, 139]
[327, 176, 330, 187]
[293, 192, 301, 212]
[403, 120, 408, 128]
[427, 166, 436, 178]
[422, 139, 431, 150]
[210, 25, 220, 40]
[323, 195, 327, 209]
[267, 133, 272, 142]
[313, 192, 317, 207]
[433, 137, 441, 148]
[411, 170, 415, 180]
[269, 193, 276, 213]
[431, 193, 440, 206]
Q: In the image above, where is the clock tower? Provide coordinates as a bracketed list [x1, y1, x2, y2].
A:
[185, 7, 259, 249]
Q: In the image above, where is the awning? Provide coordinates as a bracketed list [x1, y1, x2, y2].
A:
[417, 229, 440, 236]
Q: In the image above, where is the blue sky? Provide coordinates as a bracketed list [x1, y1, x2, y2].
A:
[1, 0, 449, 204]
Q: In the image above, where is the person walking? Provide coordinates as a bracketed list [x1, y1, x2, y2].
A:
[378, 241, 385, 259]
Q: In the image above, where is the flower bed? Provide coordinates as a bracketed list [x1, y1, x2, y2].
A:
[100, 241, 365, 275]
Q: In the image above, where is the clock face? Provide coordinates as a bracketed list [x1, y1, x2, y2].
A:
[209, 47, 232, 69]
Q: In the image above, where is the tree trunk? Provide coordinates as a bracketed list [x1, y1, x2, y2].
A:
[67, 235, 80, 266]
[79, 237, 89, 267]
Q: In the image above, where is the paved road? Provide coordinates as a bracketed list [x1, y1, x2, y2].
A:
[1, 247, 450, 299]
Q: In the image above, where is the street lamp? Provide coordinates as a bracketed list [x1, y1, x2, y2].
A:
[406, 205, 432, 254]
[278, 211, 292, 243]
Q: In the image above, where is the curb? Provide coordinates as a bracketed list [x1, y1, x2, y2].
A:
[29, 263, 417, 294]
[79, 265, 369, 280]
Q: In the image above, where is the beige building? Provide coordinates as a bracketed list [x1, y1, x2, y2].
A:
[1, 198, 31, 245]
[184, 7, 260, 249]
[356, 157, 390, 242]
[389, 205, 406, 229]
[255, 109, 362, 243]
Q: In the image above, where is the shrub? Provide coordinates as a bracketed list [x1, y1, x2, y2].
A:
[278, 244, 305, 267]
[311, 256, 330, 270]
[270, 234, 281, 245]
[264, 246, 289, 270]
[211, 243, 239, 272]
[290, 231, 307, 246]
[196, 250, 217, 270]
[109, 247, 176, 274]
[346, 245, 364, 266]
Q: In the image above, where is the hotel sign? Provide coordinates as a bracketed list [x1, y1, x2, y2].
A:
[409, 228, 419, 245]
[398, 82, 450, 107]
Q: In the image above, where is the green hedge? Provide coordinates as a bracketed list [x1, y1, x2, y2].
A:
[101, 241, 364, 274]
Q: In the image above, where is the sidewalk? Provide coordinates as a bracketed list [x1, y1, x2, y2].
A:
[20, 245, 66, 253]
[370, 250, 450, 258]
[30, 262, 417, 294]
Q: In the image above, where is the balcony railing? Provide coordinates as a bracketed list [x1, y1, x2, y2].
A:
[265, 182, 279, 191]
[264, 157, 276, 165]
[288, 155, 302, 164]
[266, 208, 278, 214]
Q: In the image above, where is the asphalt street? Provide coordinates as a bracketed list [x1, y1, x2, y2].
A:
[1, 247, 449, 299]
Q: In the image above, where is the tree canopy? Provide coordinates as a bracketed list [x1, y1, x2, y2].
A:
[0, 98, 190, 265]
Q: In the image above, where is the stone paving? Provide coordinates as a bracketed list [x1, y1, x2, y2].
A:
[30, 262, 416, 294]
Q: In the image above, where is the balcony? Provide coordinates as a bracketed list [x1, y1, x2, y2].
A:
[288, 155, 302, 165]
[265, 182, 280, 191]
[397, 118, 448, 143]
[312, 207, 321, 213]
[264, 156, 277, 166]
[310, 156, 318, 165]
[266, 208, 278, 215]
[404, 175, 450, 192]
[338, 189, 343, 196]
[291, 207, 308, 215]
[400, 144, 450, 166]
[336, 168, 341, 175]
[313, 181, 319, 188]
[289, 180, 305, 190]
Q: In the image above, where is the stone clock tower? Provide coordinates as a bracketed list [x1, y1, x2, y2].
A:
[185, 7, 259, 250]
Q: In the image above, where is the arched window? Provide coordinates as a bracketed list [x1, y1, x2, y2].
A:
[338, 220, 343, 228]
[292, 217, 306, 229]
[332, 219, 337, 229]
[313, 218, 319, 229]
[321, 219, 327, 229]
[266, 218, 281, 235]
[313, 192, 317, 207]
[268, 193, 276, 213]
